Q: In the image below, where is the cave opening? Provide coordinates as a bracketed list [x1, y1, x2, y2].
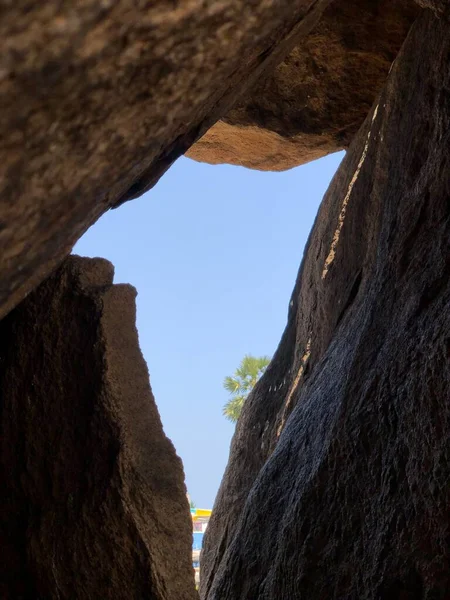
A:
[73, 152, 343, 510]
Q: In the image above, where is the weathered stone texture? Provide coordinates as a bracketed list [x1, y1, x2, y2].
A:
[0, 256, 196, 600]
[415, 0, 448, 13]
[201, 10, 450, 599]
[0, 0, 332, 320]
[187, 0, 418, 171]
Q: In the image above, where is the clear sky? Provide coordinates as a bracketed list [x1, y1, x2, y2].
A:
[74, 152, 343, 508]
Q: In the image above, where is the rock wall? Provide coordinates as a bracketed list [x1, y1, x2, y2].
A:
[0, 256, 196, 600]
[187, 0, 418, 171]
[201, 9, 450, 599]
[0, 0, 333, 320]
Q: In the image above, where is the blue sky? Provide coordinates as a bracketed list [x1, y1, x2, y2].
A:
[74, 152, 343, 508]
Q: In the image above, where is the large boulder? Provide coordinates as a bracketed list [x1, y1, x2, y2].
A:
[0, 256, 196, 600]
[201, 9, 450, 599]
[187, 0, 419, 171]
[0, 0, 333, 320]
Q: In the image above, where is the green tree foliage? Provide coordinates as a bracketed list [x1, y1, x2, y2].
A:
[223, 355, 270, 423]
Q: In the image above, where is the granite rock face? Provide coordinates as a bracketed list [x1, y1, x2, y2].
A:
[0, 0, 332, 320]
[2, 2, 450, 599]
[201, 10, 450, 599]
[0, 256, 197, 600]
[187, 0, 418, 171]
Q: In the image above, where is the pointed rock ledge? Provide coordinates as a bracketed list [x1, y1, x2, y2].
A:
[0, 256, 196, 600]
[201, 9, 450, 599]
[187, 0, 418, 171]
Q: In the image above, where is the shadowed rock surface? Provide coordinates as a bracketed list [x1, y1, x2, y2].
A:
[187, 0, 418, 171]
[2, 2, 450, 599]
[201, 9, 450, 599]
[0, 0, 333, 320]
[0, 256, 196, 600]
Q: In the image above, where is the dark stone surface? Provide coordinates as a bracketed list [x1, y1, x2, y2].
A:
[0, 0, 330, 319]
[0, 256, 197, 600]
[415, 0, 448, 14]
[201, 9, 450, 599]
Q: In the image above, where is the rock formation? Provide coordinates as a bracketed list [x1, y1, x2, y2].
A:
[1, 1, 449, 599]
[200, 9, 450, 599]
[0, 256, 196, 600]
[0, 0, 335, 320]
[187, 0, 419, 171]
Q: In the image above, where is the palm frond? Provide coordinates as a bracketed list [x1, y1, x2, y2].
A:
[222, 395, 246, 423]
[222, 354, 272, 423]
[223, 375, 240, 394]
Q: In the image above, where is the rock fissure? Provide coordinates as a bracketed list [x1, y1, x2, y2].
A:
[276, 335, 312, 438]
[322, 103, 380, 279]
[1, 2, 449, 599]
